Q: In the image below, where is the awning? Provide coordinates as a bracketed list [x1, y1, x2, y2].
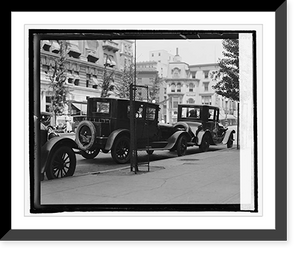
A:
[50, 40, 60, 53]
[71, 103, 87, 115]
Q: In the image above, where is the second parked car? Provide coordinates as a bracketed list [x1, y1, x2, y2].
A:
[75, 97, 190, 163]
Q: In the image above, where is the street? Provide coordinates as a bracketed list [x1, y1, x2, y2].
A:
[65, 125, 238, 178]
[74, 145, 229, 177]
[41, 144, 239, 205]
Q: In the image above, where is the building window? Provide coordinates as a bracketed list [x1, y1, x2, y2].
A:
[202, 96, 211, 105]
[203, 70, 209, 79]
[177, 83, 181, 92]
[164, 88, 167, 94]
[86, 74, 91, 88]
[189, 83, 194, 92]
[203, 82, 209, 91]
[172, 97, 179, 108]
[187, 98, 195, 104]
[171, 83, 175, 92]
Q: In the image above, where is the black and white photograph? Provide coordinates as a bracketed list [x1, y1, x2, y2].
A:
[31, 30, 256, 212]
[7, 4, 289, 244]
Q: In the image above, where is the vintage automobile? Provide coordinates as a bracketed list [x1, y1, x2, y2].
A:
[175, 104, 235, 152]
[40, 112, 52, 127]
[38, 116, 77, 180]
[75, 97, 191, 163]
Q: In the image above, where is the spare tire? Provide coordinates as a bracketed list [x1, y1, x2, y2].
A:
[75, 120, 96, 150]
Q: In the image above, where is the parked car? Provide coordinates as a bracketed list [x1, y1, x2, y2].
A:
[75, 97, 190, 163]
[40, 112, 54, 130]
[175, 104, 235, 152]
[38, 116, 77, 180]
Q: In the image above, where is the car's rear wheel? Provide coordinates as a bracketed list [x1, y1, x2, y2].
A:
[111, 135, 130, 164]
[199, 133, 210, 152]
[80, 148, 101, 159]
[46, 146, 76, 180]
[227, 133, 234, 148]
[75, 120, 96, 150]
[177, 135, 188, 156]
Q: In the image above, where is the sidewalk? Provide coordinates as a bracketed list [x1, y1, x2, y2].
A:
[41, 148, 240, 205]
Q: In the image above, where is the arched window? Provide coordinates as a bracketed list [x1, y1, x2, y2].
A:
[187, 98, 195, 104]
[171, 83, 175, 92]
[177, 82, 181, 92]
[189, 83, 195, 92]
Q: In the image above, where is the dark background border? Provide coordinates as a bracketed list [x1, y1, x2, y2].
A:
[4, 1, 286, 240]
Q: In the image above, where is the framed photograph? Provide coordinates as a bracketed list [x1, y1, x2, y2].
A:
[6, 2, 286, 241]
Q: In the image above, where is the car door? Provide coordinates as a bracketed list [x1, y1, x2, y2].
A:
[144, 105, 159, 142]
[134, 102, 145, 141]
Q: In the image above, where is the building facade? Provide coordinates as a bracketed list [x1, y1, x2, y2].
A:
[163, 50, 237, 124]
[40, 39, 134, 116]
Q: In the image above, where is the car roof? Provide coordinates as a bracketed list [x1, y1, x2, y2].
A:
[89, 97, 159, 107]
[178, 104, 219, 110]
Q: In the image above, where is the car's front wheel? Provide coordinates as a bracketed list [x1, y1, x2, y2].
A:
[111, 135, 130, 164]
[177, 135, 188, 156]
[199, 133, 210, 152]
[46, 146, 76, 180]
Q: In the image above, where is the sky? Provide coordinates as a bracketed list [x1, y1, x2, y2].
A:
[135, 39, 224, 65]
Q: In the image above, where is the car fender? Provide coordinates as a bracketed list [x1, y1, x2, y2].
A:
[165, 131, 191, 150]
[41, 136, 77, 174]
[222, 129, 235, 144]
[196, 130, 213, 146]
[104, 129, 130, 151]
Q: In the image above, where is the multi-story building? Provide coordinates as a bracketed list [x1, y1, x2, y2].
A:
[40, 39, 134, 116]
[148, 50, 173, 77]
[163, 49, 237, 124]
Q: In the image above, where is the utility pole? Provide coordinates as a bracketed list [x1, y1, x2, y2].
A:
[130, 40, 138, 173]
[129, 83, 138, 173]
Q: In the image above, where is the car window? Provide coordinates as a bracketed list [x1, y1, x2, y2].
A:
[135, 104, 144, 119]
[126, 104, 144, 119]
[181, 107, 201, 119]
[95, 102, 110, 114]
[208, 109, 215, 121]
[146, 107, 156, 121]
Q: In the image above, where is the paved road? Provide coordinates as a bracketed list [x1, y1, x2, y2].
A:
[74, 145, 230, 177]
[59, 125, 238, 178]
[41, 146, 239, 205]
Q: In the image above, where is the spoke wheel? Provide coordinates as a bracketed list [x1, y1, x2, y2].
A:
[227, 133, 234, 148]
[80, 148, 101, 159]
[199, 134, 210, 152]
[177, 135, 188, 156]
[111, 136, 130, 164]
[46, 146, 76, 180]
[75, 121, 96, 150]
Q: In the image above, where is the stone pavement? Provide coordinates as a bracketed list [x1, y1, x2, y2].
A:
[41, 148, 240, 205]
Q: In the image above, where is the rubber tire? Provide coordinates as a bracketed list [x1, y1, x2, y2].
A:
[46, 146, 76, 180]
[80, 148, 101, 159]
[177, 135, 188, 156]
[199, 133, 210, 152]
[227, 133, 234, 148]
[75, 120, 96, 150]
[111, 135, 130, 164]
